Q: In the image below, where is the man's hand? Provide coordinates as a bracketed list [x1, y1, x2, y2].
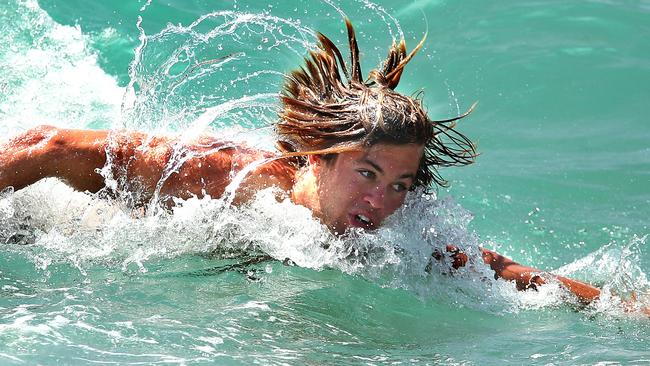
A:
[431, 244, 468, 270]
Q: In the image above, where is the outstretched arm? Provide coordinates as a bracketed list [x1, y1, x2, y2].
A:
[0, 126, 179, 200]
[0, 125, 291, 204]
[434, 245, 600, 303]
[439, 246, 650, 314]
[0, 126, 109, 193]
[479, 248, 601, 303]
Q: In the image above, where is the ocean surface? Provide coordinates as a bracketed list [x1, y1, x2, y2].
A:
[1, 0, 649, 364]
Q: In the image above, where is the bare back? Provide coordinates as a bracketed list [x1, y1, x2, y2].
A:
[0, 126, 297, 205]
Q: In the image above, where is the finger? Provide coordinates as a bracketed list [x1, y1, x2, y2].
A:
[446, 244, 459, 253]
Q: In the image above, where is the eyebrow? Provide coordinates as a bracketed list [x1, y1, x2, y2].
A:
[361, 158, 415, 181]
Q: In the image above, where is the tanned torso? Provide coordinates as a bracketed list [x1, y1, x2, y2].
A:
[0, 126, 297, 205]
[0, 126, 636, 311]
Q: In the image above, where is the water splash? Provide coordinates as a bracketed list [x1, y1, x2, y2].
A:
[0, 0, 122, 135]
[119, 10, 314, 133]
[1, 0, 647, 320]
[3, 178, 647, 316]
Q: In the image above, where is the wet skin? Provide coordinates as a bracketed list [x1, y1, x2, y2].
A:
[0, 126, 637, 310]
[303, 143, 424, 235]
[0, 126, 297, 205]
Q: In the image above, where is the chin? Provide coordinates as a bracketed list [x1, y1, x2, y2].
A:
[329, 223, 350, 236]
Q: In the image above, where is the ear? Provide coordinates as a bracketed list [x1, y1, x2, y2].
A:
[308, 154, 323, 174]
[308, 154, 321, 165]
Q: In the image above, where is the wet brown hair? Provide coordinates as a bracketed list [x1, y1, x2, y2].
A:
[276, 19, 476, 189]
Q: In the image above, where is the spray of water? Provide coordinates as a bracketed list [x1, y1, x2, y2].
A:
[2, 177, 648, 315]
[119, 10, 314, 134]
[0, 0, 122, 134]
[1, 0, 648, 318]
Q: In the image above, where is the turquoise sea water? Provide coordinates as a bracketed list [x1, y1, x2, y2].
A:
[1, 0, 649, 364]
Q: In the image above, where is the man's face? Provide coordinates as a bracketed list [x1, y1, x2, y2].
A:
[312, 143, 424, 234]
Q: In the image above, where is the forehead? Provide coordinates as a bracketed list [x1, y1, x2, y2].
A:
[338, 143, 424, 176]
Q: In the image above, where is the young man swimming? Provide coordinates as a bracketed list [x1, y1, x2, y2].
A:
[0, 20, 631, 309]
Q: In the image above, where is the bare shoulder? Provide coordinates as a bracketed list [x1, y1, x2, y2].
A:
[1, 127, 295, 202]
[226, 145, 297, 204]
[155, 137, 296, 203]
[230, 159, 297, 205]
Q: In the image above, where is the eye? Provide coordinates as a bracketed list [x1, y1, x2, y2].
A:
[392, 183, 408, 193]
[357, 169, 376, 179]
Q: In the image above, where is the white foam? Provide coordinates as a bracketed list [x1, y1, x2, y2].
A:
[0, 0, 123, 136]
[2, 174, 649, 316]
[1, 1, 647, 318]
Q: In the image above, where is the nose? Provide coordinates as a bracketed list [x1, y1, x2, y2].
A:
[363, 185, 385, 209]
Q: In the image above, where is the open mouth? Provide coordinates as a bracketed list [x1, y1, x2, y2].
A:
[351, 213, 374, 229]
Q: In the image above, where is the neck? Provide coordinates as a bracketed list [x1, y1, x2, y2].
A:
[290, 167, 321, 217]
